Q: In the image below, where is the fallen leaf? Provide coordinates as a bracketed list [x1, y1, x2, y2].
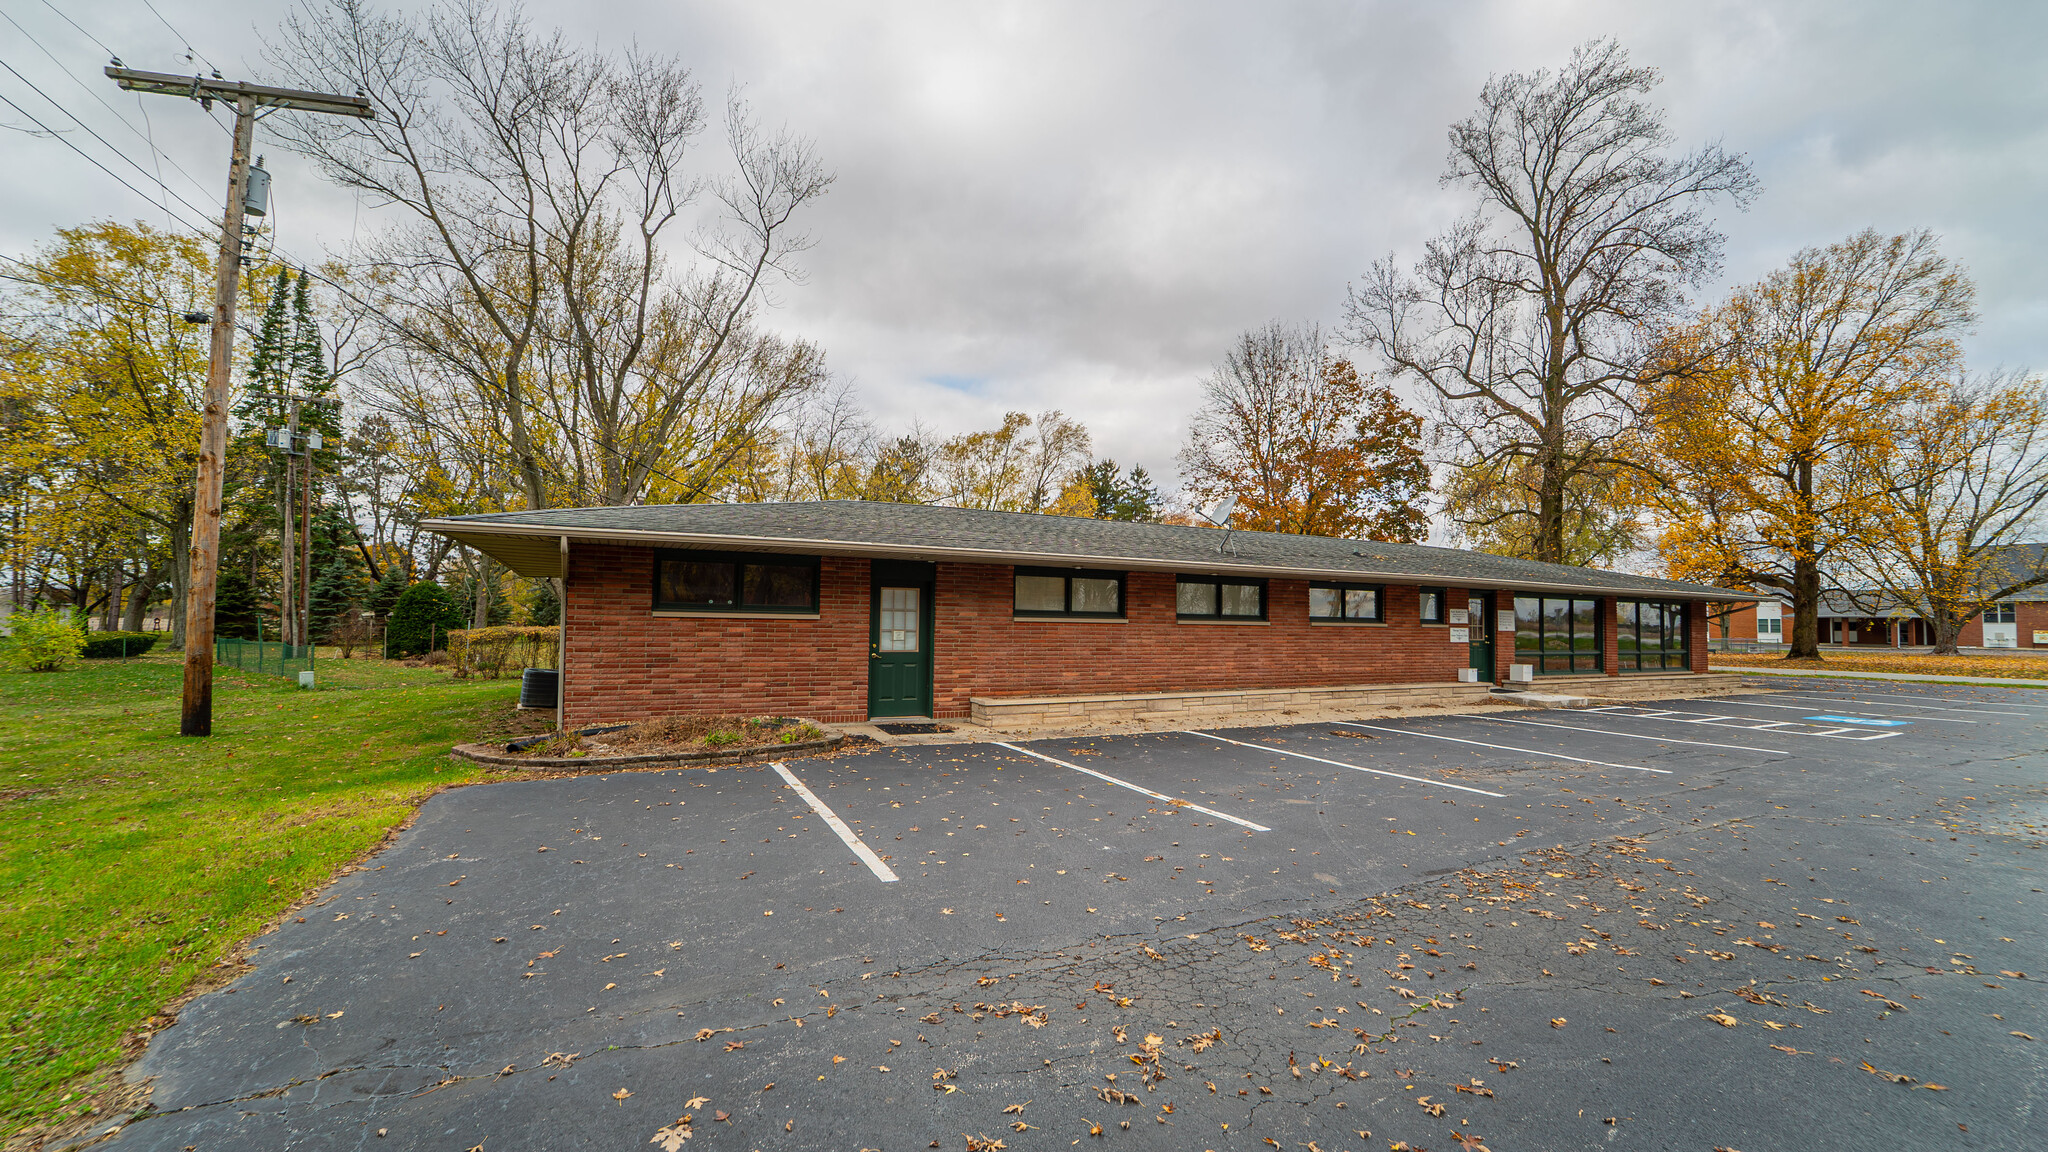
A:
[684, 1096, 709, 1109]
[613, 1088, 633, 1105]
[2011, 1031, 2036, 1040]
[1550, 1017, 1567, 1028]
[1705, 1013, 1740, 1027]
[1860, 1062, 1915, 1084]
[649, 1117, 693, 1151]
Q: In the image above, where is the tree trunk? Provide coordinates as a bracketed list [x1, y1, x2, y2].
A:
[1787, 557, 1822, 659]
[472, 559, 489, 630]
[123, 561, 161, 632]
[102, 563, 122, 631]
[1930, 611, 1963, 656]
[168, 498, 191, 651]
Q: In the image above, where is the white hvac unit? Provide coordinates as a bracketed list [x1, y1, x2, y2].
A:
[1508, 664, 1535, 683]
[1458, 668, 1480, 683]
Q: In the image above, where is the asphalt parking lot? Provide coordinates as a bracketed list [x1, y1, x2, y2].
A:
[110, 678, 2046, 1151]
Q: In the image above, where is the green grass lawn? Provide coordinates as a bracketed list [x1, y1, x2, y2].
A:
[0, 651, 517, 1136]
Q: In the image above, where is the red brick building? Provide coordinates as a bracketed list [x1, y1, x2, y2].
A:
[427, 502, 1749, 726]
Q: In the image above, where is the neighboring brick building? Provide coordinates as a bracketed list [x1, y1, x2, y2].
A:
[427, 502, 1747, 727]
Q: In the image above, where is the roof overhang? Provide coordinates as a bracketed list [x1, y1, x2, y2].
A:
[425, 519, 1748, 601]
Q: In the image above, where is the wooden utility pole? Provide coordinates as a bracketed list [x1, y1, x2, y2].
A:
[108, 67, 371, 736]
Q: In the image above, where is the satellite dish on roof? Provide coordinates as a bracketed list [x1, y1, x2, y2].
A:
[1198, 494, 1237, 527]
[1197, 493, 1239, 556]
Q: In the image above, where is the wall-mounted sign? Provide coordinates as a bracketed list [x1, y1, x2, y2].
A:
[1447, 608, 1469, 625]
[2035, 631, 2048, 645]
[1498, 610, 1516, 633]
[1449, 627, 1470, 644]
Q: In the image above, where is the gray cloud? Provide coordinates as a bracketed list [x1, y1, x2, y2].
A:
[4, 0, 2041, 490]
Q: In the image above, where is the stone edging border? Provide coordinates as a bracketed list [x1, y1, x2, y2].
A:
[449, 724, 843, 770]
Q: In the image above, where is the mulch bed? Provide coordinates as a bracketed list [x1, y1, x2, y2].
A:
[451, 713, 841, 773]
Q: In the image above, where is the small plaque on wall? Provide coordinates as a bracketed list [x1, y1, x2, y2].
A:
[1447, 608, 1469, 625]
[2035, 630, 2048, 645]
[1497, 610, 1516, 632]
[1449, 627, 1470, 644]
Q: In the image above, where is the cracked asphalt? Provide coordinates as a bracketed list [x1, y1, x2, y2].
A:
[108, 678, 2046, 1151]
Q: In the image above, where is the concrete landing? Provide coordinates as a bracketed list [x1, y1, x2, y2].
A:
[1493, 690, 1594, 709]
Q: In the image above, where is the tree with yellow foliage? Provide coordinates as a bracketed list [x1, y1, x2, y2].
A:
[1842, 370, 2048, 653]
[1646, 229, 1976, 658]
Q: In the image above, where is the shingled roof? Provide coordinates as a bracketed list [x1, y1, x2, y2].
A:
[423, 500, 1752, 600]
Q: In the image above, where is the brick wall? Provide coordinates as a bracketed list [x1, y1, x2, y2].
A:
[559, 542, 1716, 723]
[1958, 602, 2048, 648]
[561, 543, 871, 727]
[927, 565, 1477, 715]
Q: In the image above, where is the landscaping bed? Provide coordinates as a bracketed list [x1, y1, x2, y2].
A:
[1712, 650, 2048, 681]
[451, 713, 839, 772]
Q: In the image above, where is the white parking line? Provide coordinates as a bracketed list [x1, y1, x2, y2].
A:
[771, 761, 899, 882]
[992, 742, 1272, 832]
[1714, 697, 1978, 723]
[1334, 721, 1672, 774]
[1460, 713, 1790, 754]
[1180, 730, 1508, 797]
[1587, 705, 1901, 741]
[1740, 691, 2018, 718]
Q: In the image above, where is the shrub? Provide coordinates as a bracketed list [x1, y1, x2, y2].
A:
[79, 631, 161, 659]
[1, 606, 86, 672]
[447, 625, 560, 679]
[385, 582, 466, 657]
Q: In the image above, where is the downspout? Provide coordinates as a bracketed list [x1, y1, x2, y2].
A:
[557, 536, 569, 733]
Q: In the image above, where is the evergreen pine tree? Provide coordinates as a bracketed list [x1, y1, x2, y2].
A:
[526, 579, 561, 626]
[368, 565, 408, 619]
[215, 567, 260, 640]
[308, 556, 368, 642]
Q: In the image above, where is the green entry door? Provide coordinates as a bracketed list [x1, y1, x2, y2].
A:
[1466, 592, 1496, 680]
[868, 564, 934, 718]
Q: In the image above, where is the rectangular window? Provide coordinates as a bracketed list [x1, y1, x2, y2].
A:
[1513, 595, 1604, 673]
[1309, 582, 1384, 622]
[1176, 576, 1266, 619]
[1987, 602, 2017, 623]
[1616, 600, 1689, 670]
[654, 550, 819, 614]
[1419, 588, 1445, 623]
[1013, 567, 1125, 618]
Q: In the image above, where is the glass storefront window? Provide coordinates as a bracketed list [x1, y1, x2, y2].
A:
[1513, 595, 1603, 673]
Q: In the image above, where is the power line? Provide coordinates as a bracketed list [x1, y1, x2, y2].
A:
[0, 56, 221, 229]
[0, 9, 218, 205]
[138, 0, 217, 75]
[0, 87, 217, 237]
[36, 0, 113, 59]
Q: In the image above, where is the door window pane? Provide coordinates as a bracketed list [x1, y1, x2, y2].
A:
[661, 561, 734, 608]
[1467, 597, 1485, 620]
[1177, 581, 1218, 616]
[1014, 575, 1066, 613]
[1072, 577, 1120, 614]
[1221, 583, 1262, 616]
[743, 563, 813, 608]
[879, 587, 919, 652]
[1309, 586, 1341, 618]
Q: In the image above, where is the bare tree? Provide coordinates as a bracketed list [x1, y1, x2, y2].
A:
[1346, 38, 1756, 564]
[269, 0, 831, 511]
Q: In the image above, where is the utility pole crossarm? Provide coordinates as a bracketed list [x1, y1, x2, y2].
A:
[105, 67, 375, 119]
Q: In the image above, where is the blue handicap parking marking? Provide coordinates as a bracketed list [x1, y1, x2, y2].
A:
[1806, 715, 1912, 727]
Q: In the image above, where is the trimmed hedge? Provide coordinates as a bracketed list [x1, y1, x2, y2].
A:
[81, 631, 162, 659]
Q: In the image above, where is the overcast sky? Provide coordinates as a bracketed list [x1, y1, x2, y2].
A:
[4, 1, 2043, 498]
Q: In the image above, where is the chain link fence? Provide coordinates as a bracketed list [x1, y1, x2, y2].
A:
[215, 637, 315, 677]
